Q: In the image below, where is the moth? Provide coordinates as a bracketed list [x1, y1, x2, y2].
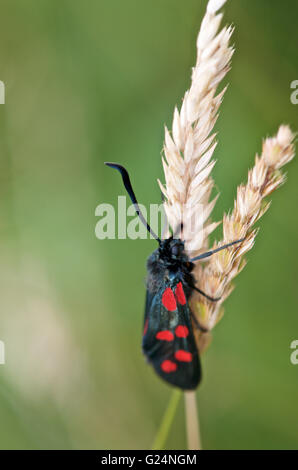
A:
[105, 163, 243, 390]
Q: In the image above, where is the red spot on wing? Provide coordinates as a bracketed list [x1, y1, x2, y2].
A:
[175, 282, 186, 305]
[162, 287, 177, 311]
[156, 330, 174, 341]
[175, 350, 192, 362]
[175, 325, 189, 338]
[143, 318, 149, 335]
[161, 360, 177, 373]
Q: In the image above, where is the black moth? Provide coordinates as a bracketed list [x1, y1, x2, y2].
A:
[105, 163, 244, 390]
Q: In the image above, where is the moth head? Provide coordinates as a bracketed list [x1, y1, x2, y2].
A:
[159, 238, 187, 264]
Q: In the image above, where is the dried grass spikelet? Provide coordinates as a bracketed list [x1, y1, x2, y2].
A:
[191, 125, 295, 345]
[158, 0, 234, 253]
[158, 0, 296, 353]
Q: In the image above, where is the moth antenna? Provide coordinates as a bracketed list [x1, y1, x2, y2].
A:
[105, 162, 161, 243]
[190, 238, 245, 262]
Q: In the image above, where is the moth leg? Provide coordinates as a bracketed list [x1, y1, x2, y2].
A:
[190, 311, 209, 333]
[192, 285, 221, 302]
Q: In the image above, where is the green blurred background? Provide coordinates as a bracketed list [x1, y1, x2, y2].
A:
[0, 0, 297, 450]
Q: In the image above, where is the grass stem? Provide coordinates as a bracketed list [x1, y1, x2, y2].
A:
[152, 389, 181, 450]
[184, 391, 201, 450]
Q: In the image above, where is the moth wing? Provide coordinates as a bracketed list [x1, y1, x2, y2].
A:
[142, 281, 201, 390]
